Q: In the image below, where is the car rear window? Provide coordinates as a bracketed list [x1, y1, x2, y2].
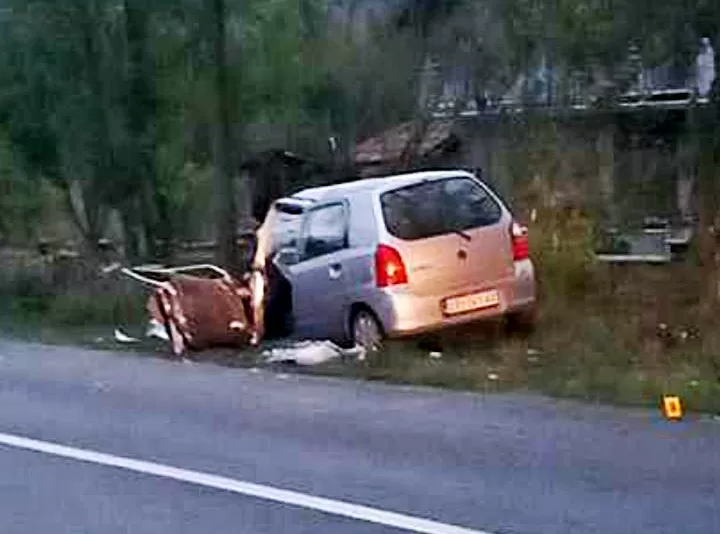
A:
[380, 176, 503, 241]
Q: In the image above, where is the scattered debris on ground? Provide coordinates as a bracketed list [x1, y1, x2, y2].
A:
[145, 319, 170, 341]
[263, 340, 365, 366]
[114, 328, 140, 344]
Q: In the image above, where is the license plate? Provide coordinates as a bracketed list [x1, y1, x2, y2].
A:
[442, 290, 500, 315]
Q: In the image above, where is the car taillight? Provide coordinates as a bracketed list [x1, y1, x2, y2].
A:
[375, 244, 408, 287]
[511, 221, 529, 261]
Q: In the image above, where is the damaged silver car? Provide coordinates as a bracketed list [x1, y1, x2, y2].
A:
[261, 169, 537, 351]
[123, 169, 536, 356]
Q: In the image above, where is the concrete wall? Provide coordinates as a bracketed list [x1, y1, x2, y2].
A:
[446, 112, 694, 227]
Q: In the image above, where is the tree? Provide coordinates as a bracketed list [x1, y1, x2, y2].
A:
[122, 0, 165, 261]
[0, 129, 44, 243]
[210, 0, 238, 269]
[0, 0, 116, 256]
[627, 0, 720, 310]
[0, 0, 205, 260]
[393, 0, 466, 169]
[498, 0, 720, 310]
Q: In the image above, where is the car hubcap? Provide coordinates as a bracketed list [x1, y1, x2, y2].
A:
[354, 313, 381, 352]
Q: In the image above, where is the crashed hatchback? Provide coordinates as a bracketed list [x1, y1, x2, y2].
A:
[258, 169, 537, 351]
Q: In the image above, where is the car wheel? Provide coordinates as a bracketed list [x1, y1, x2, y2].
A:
[351, 308, 383, 353]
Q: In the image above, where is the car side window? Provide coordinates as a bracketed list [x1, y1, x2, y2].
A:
[301, 203, 347, 261]
[441, 177, 502, 231]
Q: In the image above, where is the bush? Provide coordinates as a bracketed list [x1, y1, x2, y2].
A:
[0, 259, 54, 320]
[46, 278, 147, 327]
[529, 209, 598, 302]
[0, 253, 147, 329]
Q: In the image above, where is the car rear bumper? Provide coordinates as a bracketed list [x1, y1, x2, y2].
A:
[369, 259, 536, 338]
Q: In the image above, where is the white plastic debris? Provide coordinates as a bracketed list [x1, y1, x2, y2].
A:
[100, 262, 122, 275]
[263, 340, 363, 367]
[487, 372, 500, 381]
[343, 345, 367, 362]
[145, 319, 170, 341]
[114, 328, 140, 344]
[429, 351, 443, 359]
[264, 340, 340, 366]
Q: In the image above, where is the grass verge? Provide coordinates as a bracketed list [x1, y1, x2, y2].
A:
[1, 252, 718, 415]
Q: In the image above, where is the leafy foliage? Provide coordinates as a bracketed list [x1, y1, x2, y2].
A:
[0, 0, 717, 260]
[0, 130, 45, 242]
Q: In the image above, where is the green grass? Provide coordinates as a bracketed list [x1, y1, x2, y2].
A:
[0, 265, 148, 347]
[2, 291, 718, 414]
[1, 243, 719, 415]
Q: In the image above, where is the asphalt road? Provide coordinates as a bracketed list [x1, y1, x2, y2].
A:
[0, 339, 718, 534]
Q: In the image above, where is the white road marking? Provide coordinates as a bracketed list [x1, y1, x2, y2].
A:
[0, 431, 494, 534]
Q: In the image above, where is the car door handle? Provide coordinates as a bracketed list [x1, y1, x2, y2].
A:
[328, 263, 342, 280]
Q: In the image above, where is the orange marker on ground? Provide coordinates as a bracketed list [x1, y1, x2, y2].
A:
[662, 395, 683, 421]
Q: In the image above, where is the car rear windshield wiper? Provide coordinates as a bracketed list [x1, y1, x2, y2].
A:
[450, 228, 472, 241]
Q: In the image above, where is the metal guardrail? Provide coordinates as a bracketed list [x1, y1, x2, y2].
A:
[429, 88, 709, 119]
[595, 253, 671, 264]
[595, 225, 694, 265]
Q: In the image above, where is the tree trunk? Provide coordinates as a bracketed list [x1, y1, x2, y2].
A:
[697, 123, 720, 314]
[64, 181, 95, 253]
[211, 0, 239, 270]
[80, 0, 110, 263]
[399, 24, 432, 172]
[695, 63, 720, 316]
[125, 0, 168, 262]
[596, 120, 617, 226]
[120, 210, 140, 263]
[398, 119, 429, 171]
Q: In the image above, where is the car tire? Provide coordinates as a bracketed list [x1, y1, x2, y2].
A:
[350, 308, 384, 353]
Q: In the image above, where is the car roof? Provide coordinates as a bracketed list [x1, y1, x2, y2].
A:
[290, 169, 476, 203]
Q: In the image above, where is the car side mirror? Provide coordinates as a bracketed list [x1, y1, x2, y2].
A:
[275, 247, 300, 266]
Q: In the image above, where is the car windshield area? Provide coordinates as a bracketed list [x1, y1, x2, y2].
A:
[380, 176, 503, 241]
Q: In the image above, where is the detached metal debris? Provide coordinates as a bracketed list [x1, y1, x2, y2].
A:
[122, 264, 257, 356]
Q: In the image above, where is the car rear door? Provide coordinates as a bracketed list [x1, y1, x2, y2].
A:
[285, 201, 350, 340]
[379, 175, 513, 315]
[379, 180, 475, 300]
[440, 176, 514, 293]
